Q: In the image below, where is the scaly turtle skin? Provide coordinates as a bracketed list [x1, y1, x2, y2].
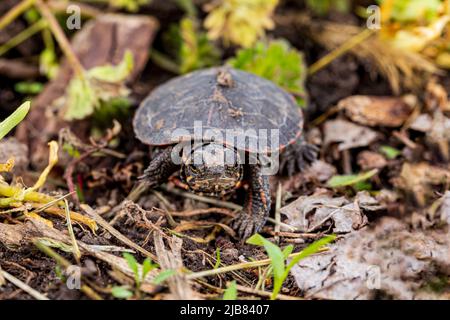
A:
[133, 67, 316, 239]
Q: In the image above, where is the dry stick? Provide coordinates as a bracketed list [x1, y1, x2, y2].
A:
[186, 249, 328, 280]
[80, 204, 158, 261]
[161, 185, 242, 211]
[274, 183, 282, 244]
[64, 199, 81, 263]
[47, 0, 101, 18]
[33, 239, 103, 300]
[0, 19, 47, 57]
[0, 0, 36, 31]
[35, 0, 85, 77]
[234, 283, 303, 301]
[162, 185, 297, 231]
[308, 28, 376, 76]
[0, 268, 49, 300]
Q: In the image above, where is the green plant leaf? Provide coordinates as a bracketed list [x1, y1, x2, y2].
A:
[142, 258, 156, 280]
[247, 234, 286, 299]
[228, 39, 307, 107]
[306, 0, 350, 16]
[63, 76, 98, 121]
[63, 52, 134, 121]
[214, 248, 221, 269]
[327, 169, 378, 188]
[0, 101, 30, 140]
[15, 82, 44, 95]
[378, 0, 442, 23]
[110, 0, 151, 12]
[88, 50, 134, 83]
[248, 234, 336, 300]
[282, 245, 294, 258]
[111, 286, 133, 299]
[286, 235, 336, 271]
[153, 269, 176, 285]
[123, 252, 140, 286]
[204, 0, 279, 48]
[223, 280, 237, 300]
[380, 145, 401, 159]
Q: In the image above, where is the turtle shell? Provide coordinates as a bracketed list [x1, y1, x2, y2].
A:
[133, 67, 303, 153]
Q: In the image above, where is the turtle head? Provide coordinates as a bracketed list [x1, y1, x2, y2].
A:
[182, 143, 243, 196]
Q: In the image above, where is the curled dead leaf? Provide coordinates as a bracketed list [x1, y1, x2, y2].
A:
[324, 119, 379, 151]
[338, 95, 415, 127]
[393, 162, 450, 206]
[290, 217, 450, 300]
[279, 191, 382, 233]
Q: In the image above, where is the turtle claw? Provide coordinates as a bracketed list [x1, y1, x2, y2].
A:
[232, 211, 265, 240]
[280, 137, 319, 175]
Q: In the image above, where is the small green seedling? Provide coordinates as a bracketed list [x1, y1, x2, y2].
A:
[153, 269, 176, 285]
[0, 101, 31, 140]
[223, 280, 237, 300]
[327, 169, 378, 189]
[123, 252, 157, 292]
[247, 234, 336, 300]
[214, 248, 221, 269]
[380, 145, 401, 159]
[111, 286, 134, 299]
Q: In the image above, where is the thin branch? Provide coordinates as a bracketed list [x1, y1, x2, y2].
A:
[1, 268, 49, 300]
[0, 0, 36, 31]
[35, 0, 85, 77]
[308, 28, 376, 75]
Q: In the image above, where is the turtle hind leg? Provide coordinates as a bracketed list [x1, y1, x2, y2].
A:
[139, 146, 180, 188]
[279, 136, 318, 176]
[232, 165, 271, 240]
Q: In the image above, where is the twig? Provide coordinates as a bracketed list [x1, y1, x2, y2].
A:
[150, 50, 181, 74]
[80, 204, 158, 261]
[33, 239, 103, 300]
[274, 183, 282, 243]
[161, 185, 242, 211]
[186, 248, 328, 280]
[308, 28, 376, 75]
[170, 207, 235, 217]
[234, 283, 303, 300]
[35, 0, 85, 77]
[0, 20, 47, 57]
[47, 0, 101, 18]
[64, 199, 81, 263]
[0, 268, 49, 300]
[266, 217, 297, 231]
[0, 58, 40, 79]
[0, 0, 36, 31]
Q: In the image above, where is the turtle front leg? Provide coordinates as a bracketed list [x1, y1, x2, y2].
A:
[279, 136, 318, 176]
[139, 146, 180, 188]
[232, 165, 271, 239]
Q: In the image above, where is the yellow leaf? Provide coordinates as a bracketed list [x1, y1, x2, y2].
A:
[26, 140, 58, 193]
[0, 158, 14, 172]
[25, 212, 54, 228]
[204, 0, 279, 48]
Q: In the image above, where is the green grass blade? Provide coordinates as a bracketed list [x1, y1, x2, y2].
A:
[0, 101, 30, 140]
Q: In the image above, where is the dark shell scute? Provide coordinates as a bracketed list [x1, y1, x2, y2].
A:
[133, 67, 303, 153]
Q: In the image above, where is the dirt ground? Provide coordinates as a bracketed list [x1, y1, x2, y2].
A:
[0, 0, 449, 300]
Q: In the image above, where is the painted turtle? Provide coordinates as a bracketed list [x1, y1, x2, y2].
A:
[133, 67, 316, 239]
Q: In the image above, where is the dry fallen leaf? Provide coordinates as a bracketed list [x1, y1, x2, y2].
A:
[324, 119, 379, 151]
[0, 138, 28, 175]
[338, 95, 415, 127]
[357, 151, 388, 170]
[279, 191, 380, 233]
[290, 217, 450, 300]
[394, 162, 450, 206]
